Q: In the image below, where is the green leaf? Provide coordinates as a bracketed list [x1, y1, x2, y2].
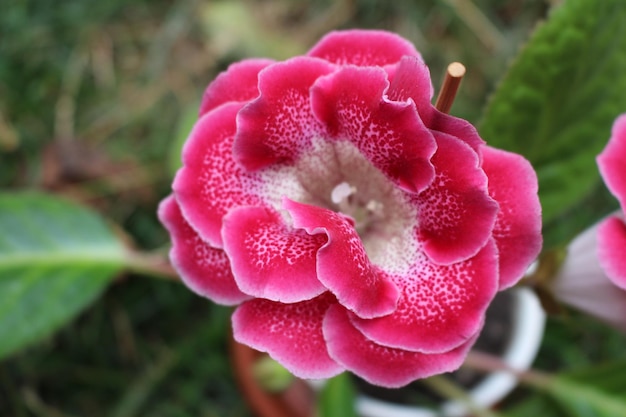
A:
[318, 373, 357, 417]
[0, 192, 127, 360]
[507, 360, 626, 417]
[479, 0, 626, 247]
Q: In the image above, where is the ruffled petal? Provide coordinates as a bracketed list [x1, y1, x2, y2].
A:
[284, 199, 399, 319]
[351, 239, 498, 353]
[232, 293, 343, 379]
[199, 59, 275, 116]
[157, 195, 250, 305]
[324, 304, 480, 388]
[598, 215, 626, 289]
[311, 65, 436, 193]
[481, 146, 543, 289]
[233, 57, 336, 170]
[222, 205, 327, 302]
[307, 29, 422, 67]
[173, 102, 264, 247]
[387, 56, 484, 154]
[414, 133, 498, 265]
[598, 114, 626, 211]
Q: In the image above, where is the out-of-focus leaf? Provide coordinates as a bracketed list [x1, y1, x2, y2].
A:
[318, 373, 357, 417]
[506, 360, 626, 417]
[0, 193, 126, 360]
[479, 0, 626, 247]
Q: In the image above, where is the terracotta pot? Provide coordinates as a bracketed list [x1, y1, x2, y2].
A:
[230, 337, 315, 417]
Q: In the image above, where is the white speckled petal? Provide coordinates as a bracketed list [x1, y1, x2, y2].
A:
[158, 195, 250, 305]
[351, 239, 498, 353]
[284, 198, 400, 319]
[324, 304, 480, 388]
[173, 102, 264, 247]
[232, 293, 343, 379]
[222, 205, 327, 302]
[233, 57, 336, 171]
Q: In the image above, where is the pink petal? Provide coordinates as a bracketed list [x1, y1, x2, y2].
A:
[157, 195, 250, 305]
[173, 102, 264, 247]
[311, 65, 436, 193]
[324, 304, 480, 388]
[387, 56, 484, 154]
[386, 56, 434, 112]
[199, 59, 275, 116]
[283, 199, 400, 319]
[351, 239, 498, 353]
[598, 215, 626, 289]
[414, 133, 498, 265]
[307, 29, 422, 67]
[555, 220, 626, 331]
[598, 114, 626, 211]
[232, 293, 343, 379]
[221, 205, 327, 302]
[481, 146, 543, 289]
[233, 57, 336, 171]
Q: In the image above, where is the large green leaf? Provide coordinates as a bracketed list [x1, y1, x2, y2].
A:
[479, 0, 626, 247]
[0, 192, 127, 360]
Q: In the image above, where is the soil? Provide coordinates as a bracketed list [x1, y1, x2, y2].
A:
[352, 290, 515, 407]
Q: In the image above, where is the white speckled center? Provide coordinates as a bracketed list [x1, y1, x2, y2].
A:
[252, 138, 419, 274]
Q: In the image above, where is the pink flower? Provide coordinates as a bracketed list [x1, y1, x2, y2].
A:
[554, 114, 626, 330]
[597, 115, 626, 289]
[158, 30, 542, 388]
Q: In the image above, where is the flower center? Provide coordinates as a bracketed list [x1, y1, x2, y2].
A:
[330, 181, 385, 236]
[255, 138, 418, 273]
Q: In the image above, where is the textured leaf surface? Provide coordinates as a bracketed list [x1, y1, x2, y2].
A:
[0, 193, 126, 360]
[480, 0, 626, 246]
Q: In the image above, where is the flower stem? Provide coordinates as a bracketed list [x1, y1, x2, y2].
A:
[463, 351, 553, 388]
[124, 248, 180, 281]
[420, 374, 499, 417]
[435, 62, 466, 114]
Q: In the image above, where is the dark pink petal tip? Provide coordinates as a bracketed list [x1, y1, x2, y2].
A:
[307, 29, 422, 67]
[157, 195, 250, 305]
[597, 215, 626, 290]
[481, 146, 543, 289]
[323, 305, 480, 388]
[311, 65, 436, 193]
[415, 133, 498, 265]
[284, 198, 400, 319]
[222, 205, 327, 302]
[232, 294, 344, 379]
[598, 114, 626, 211]
[199, 58, 275, 117]
[233, 56, 336, 171]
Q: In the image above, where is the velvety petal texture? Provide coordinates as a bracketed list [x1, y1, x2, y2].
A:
[158, 196, 250, 305]
[160, 29, 542, 387]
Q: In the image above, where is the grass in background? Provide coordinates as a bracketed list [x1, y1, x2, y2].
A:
[2, 0, 625, 415]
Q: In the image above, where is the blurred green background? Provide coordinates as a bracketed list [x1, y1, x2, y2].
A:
[2, 0, 625, 416]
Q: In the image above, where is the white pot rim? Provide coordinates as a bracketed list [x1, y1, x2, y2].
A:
[356, 287, 546, 417]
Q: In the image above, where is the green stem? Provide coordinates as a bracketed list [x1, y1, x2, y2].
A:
[123, 249, 180, 281]
[421, 375, 499, 417]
